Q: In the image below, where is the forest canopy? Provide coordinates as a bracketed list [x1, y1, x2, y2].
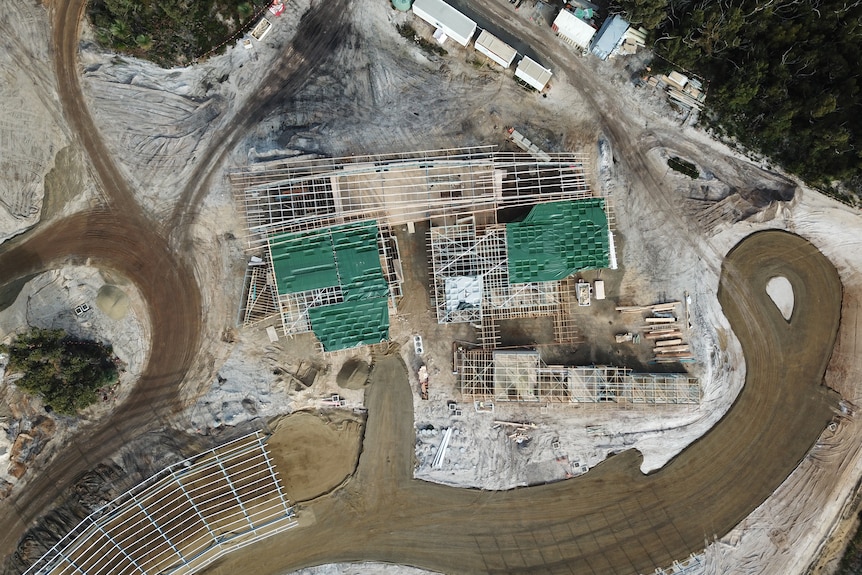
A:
[1, 328, 119, 415]
[87, 0, 268, 67]
[616, 0, 862, 198]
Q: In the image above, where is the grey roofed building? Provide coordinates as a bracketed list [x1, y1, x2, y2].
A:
[590, 15, 629, 60]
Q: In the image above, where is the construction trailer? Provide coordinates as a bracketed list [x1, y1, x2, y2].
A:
[474, 29, 518, 69]
[515, 56, 552, 91]
[412, 0, 477, 46]
[590, 15, 630, 60]
[552, 9, 596, 51]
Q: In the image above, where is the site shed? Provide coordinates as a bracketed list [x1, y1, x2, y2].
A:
[412, 0, 477, 46]
[551, 9, 596, 50]
[474, 30, 518, 69]
[515, 56, 552, 91]
[590, 15, 629, 60]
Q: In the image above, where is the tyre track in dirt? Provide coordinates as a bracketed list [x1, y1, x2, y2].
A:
[0, 0, 355, 563]
[207, 231, 842, 575]
[0, 0, 202, 559]
[164, 0, 353, 248]
[0, 1, 846, 573]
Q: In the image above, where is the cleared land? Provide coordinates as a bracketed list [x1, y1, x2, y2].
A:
[205, 230, 842, 575]
[0, 0, 853, 573]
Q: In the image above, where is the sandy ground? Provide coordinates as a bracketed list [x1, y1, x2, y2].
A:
[0, 0, 861, 574]
[267, 411, 363, 503]
[0, 265, 149, 489]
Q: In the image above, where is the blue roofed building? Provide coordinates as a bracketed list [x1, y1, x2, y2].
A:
[590, 15, 629, 60]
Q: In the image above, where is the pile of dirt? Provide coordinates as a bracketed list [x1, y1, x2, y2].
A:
[95, 284, 130, 320]
[336, 359, 369, 390]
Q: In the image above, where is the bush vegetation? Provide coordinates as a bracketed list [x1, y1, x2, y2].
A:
[615, 0, 862, 198]
[1, 328, 119, 415]
[667, 156, 699, 179]
[87, 0, 268, 67]
[837, 510, 862, 574]
[396, 23, 448, 57]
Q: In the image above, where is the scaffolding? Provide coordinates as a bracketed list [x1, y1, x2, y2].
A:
[457, 349, 701, 406]
[24, 432, 296, 575]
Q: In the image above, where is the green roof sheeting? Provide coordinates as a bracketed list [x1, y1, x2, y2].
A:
[308, 298, 390, 352]
[506, 199, 610, 284]
[269, 221, 390, 351]
[270, 231, 339, 294]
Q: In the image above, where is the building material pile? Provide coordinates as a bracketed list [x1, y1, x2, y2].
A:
[616, 301, 694, 362]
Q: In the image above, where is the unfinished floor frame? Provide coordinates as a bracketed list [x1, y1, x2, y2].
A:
[458, 349, 701, 406]
[24, 432, 297, 575]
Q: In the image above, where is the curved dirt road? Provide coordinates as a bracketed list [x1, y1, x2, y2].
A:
[206, 230, 841, 575]
[0, 0, 355, 562]
[0, 2, 846, 574]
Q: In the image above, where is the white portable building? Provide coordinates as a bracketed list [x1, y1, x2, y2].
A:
[551, 10, 596, 50]
[515, 56, 552, 91]
[594, 280, 606, 300]
[474, 30, 517, 69]
[412, 0, 477, 47]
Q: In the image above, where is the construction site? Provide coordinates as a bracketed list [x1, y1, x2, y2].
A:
[2, 0, 862, 575]
[230, 144, 700, 406]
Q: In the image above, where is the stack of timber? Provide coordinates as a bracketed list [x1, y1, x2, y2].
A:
[617, 301, 693, 362]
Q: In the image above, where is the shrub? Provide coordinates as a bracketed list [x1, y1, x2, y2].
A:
[1, 328, 119, 415]
[667, 156, 699, 179]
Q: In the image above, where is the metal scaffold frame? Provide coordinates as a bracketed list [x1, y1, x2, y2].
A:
[457, 349, 701, 407]
[24, 432, 297, 575]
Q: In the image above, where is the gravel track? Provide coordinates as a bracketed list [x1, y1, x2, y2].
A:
[0, 1, 847, 573]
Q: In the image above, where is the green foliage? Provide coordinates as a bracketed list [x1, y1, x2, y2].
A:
[837, 510, 862, 574]
[617, 0, 862, 197]
[668, 156, 699, 179]
[87, 0, 268, 67]
[1, 328, 118, 415]
[614, 0, 668, 29]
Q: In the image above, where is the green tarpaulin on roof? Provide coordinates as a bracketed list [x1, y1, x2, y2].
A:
[308, 298, 390, 352]
[506, 199, 610, 284]
[269, 220, 390, 351]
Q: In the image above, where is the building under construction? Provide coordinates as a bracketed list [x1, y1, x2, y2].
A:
[458, 349, 701, 407]
[231, 146, 596, 351]
[428, 197, 616, 348]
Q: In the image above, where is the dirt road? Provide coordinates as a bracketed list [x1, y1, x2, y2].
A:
[204, 231, 841, 575]
[0, 1, 846, 573]
[0, 0, 355, 562]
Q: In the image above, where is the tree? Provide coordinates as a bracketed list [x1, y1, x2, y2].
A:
[615, 0, 669, 30]
[1, 328, 119, 415]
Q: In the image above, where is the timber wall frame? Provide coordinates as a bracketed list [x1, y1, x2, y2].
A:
[457, 349, 701, 407]
[230, 146, 591, 335]
[428, 221, 582, 348]
[23, 432, 297, 575]
[229, 146, 591, 251]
